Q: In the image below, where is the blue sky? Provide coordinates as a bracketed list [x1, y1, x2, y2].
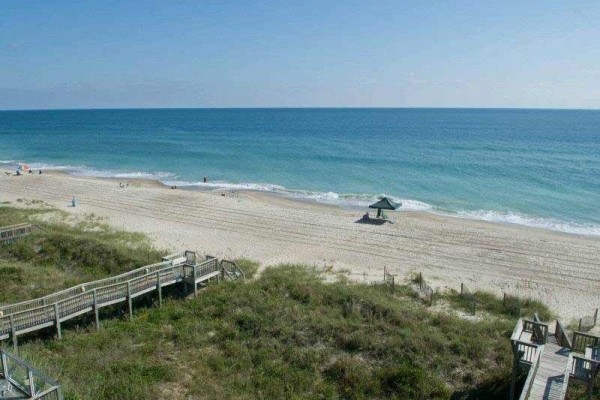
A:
[1, 1, 599, 109]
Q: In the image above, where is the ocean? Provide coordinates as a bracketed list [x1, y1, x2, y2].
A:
[0, 108, 599, 235]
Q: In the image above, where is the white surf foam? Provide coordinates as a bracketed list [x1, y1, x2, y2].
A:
[4, 159, 598, 236]
[456, 210, 600, 236]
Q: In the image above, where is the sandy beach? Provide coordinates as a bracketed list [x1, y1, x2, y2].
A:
[1, 170, 598, 321]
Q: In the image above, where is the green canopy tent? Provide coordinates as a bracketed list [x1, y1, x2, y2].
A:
[369, 197, 401, 218]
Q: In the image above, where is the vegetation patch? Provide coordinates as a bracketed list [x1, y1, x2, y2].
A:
[0, 206, 542, 399]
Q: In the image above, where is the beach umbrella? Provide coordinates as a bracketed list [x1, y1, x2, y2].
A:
[369, 197, 401, 218]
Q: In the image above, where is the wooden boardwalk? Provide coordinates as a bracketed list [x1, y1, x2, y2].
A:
[0, 251, 244, 349]
[0, 224, 36, 246]
[0, 250, 244, 400]
[511, 318, 600, 400]
[527, 335, 569, 400]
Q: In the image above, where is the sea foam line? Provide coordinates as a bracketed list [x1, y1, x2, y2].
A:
[2, 160, 599, 236]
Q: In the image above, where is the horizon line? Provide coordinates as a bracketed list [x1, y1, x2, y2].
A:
[1, 106, 600, 112]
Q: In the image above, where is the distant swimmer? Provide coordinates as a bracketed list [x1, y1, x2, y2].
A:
[203, 176, 207, 183]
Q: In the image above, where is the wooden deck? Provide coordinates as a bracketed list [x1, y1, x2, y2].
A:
[0, 251, 244, 349]
[0, 250, 244, 400]
[527, 335, 569, 400]
[511, 318, 600, 400]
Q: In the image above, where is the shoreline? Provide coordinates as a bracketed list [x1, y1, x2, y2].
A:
[24, 167, 600, 238]
[1, 169, 599, 321]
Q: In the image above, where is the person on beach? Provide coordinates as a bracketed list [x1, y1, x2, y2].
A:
[71, 196, 76, 207]
[363, 212, 370, 221]
[39, 170, 42, 174]
[203, 176, 207, 183]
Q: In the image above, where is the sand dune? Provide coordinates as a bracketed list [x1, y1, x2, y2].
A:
[1, 171, 598, 321]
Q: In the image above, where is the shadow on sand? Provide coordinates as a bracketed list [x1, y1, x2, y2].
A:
[354, 218, 388, 225]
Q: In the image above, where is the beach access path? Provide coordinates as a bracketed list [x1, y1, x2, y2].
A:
[1, 171, 599, 321]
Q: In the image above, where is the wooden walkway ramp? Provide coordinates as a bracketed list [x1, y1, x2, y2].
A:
[527, 334, 569, 400]
[0, 250, 244, 400]
[0, 224, 37, 246]
[0, 251, 244, 350]
[510, 317, 600, 400]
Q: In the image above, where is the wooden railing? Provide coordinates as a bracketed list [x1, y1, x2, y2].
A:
[0, 256, 235, 345]
[570, 354, 599, 381]
[0, 223, 37, 246]
[0, 259, 174, 316]
[221, 260, 245, 280]
[513, 340, 540, 364]
[0, 348, 62, 400]
[572, 331, 599, 353]
[522, 319, 548, 344]
[518, 345, 543, 400]
[555, 319, 572, 349]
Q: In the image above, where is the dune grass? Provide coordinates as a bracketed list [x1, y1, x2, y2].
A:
[8, 265, 525, 400]
[442, 289, 553, 321]
[0, 206, 165, 304]
[1, 205, 547, 399]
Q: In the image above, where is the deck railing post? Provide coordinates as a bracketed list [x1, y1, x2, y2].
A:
[156, 272, 162, 307]
[9, 314, 17, 351]
[1, 351, 8, 378]
[192, 265, 198, 297]
[54, 303, 62, 339]
[93, 289, 100, 331]
[509, 344, 518, 400]
[126, 282, 133, 321]
[28, 368, 35, 396]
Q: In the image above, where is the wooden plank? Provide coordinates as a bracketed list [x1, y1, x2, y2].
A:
[194, 270, 221, 283]
[59, 306, 93, 323]
[527, 336, 571, 400]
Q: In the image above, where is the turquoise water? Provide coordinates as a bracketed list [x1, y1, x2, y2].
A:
[0, 108, 599, 235]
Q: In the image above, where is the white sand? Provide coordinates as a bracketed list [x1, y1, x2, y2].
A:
[1, 171, 599, 321]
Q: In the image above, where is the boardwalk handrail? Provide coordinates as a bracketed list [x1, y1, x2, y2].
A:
[559, 354, 575, 400]
[0, 259, 174, 315]
[0, 257, 224, 341]
[570, 354, 599, 381]
[522, 318, 548, 344]
[518, 345, 543, 400]
[0, 223, 33, 233]
[511, 318, 525, 341]
[555, 319, 572, 349]
[221, 260, 245, 280]
[572, 331, 600, 353]
[0, 223, 37, 246]
[513, 340, 540, 364]
[0, 348, 62, 400]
